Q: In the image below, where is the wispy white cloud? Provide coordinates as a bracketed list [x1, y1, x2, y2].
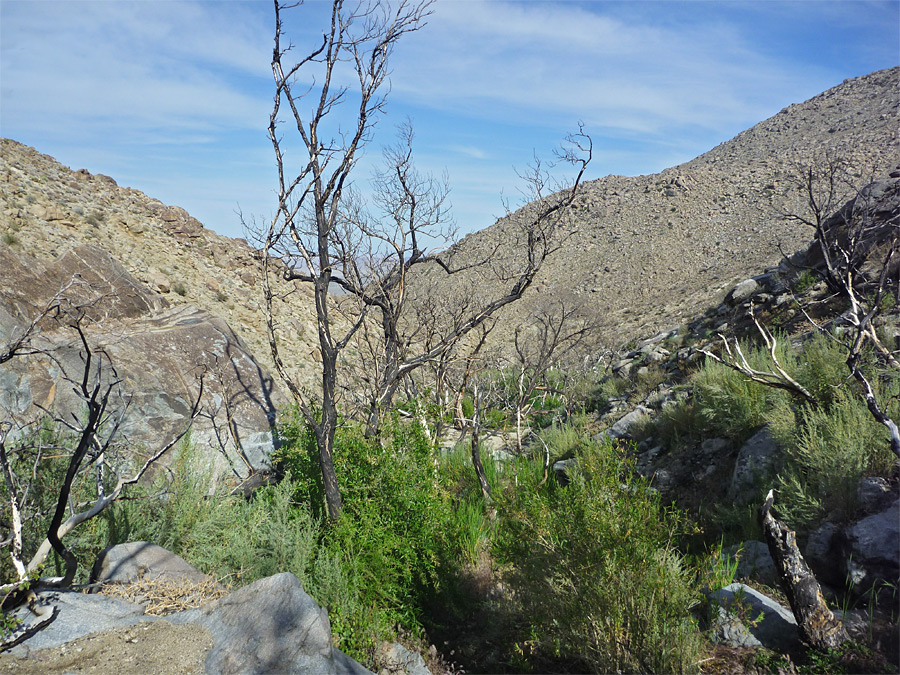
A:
[0, 0, 896, 239]
[1, 1, 271, 139]
[447, 144, 490, 160]
[389, 0, 893, 142]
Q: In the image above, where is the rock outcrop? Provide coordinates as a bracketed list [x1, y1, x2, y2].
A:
[0, 137, 323, 395]
[0, 242, 281, 482]
[5, 546, 372, 675]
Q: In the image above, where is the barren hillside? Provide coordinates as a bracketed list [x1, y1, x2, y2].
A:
[0, 140, 322, 394]
[2, 67, 897, 384]
[435, 66, 899, 352]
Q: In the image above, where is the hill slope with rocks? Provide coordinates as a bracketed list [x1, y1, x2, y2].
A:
[436, 66, 899, 350]
[0, 139, 322, 391]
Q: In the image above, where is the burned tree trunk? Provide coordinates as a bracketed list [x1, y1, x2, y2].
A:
[759, 490, 847, 650]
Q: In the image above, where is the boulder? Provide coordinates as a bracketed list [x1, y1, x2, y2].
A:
[804, 522, 842, 587]
[707, 583, 799, 652]
[857, 476, 895, 513]
[6, 591, 150, 654]
[728, 427, 780, 502]
[552, 458, 577, 486]
[169, 572, 371, 674]
[841, 498, 900, 597]
[91, 541, 210, 585]
[804, 177, 900, 281]
[0, 245, 281, 482]
[8, 571, 372, 675]
[726, 278, 760, 305]
[374, 642, 431, 675]
[593, 406, 650, 442]
[724, 540, 777, 586]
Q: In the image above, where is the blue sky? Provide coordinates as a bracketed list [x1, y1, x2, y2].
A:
[1, 0, 897, 240]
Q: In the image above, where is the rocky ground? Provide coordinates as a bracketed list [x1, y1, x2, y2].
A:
[1, 620, 213, 675]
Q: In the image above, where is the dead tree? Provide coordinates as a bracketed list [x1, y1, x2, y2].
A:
[264, 0, 432, 520]
[469, 385, 492, 505]
[706, 162, 898, 458]
[758, 490, 847, 650]
[507, 294, 597, 450]
[263, 0, 591, 519]
[1, 296, 202, 597]
[699, 305, 816, 405]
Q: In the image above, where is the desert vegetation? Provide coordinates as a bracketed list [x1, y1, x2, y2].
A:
[1, 1, 897, 673]
[3, 262, 898, 671]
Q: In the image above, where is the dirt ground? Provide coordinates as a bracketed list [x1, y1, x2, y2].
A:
[0, 620, 213, 675]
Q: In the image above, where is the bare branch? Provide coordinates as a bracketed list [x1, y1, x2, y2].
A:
[699, 307, 816, 404]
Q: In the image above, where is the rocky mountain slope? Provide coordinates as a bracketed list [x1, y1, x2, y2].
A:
[1, 67, 897, 415]
[0, 140, 322, 392]
[437, 66, 899, 350]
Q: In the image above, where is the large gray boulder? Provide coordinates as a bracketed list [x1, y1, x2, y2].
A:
[593, 405, 650, 443]
[374, 642, 431, 675]
[707, 583, 799, 652]
[169, 572, 370, 674]
[804, 521, 843, 587]
[841, 498, 900, 598]
[0, 244, 281, 482]
[8, 571, 371, 675]
[91, 541, 210, 585]
[801, 177, 900, 281]
[724, 540, 777, 586]
[726, 278, 760, 305]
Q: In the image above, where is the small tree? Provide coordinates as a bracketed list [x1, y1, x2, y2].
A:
[263, 0, 592, 519]
[507, 294, 597, 450]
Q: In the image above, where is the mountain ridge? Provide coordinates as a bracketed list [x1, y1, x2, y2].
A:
[437, 66, 899, 351]
[1, 67, 897, 377]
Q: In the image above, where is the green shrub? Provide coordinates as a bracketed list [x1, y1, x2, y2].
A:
[276, 414, 461, 659]
[531, 422, 589, 464]
[1, 231, 19, 246]
[586, 374, 631, 413]
[770, 384, 897, 531]
[495, 439, 703, 673]
[694, 340, 793, 443]
[794, 331, 853, 407]
[652, 399, 704, 451]
[793, 269, 820, 293]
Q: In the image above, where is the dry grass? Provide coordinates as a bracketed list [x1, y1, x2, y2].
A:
[97, 575, 230, 616]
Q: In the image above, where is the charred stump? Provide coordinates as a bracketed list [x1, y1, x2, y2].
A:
[759, 489, 847, 650]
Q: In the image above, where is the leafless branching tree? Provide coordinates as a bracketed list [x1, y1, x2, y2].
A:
[262, 0, 592, 519]
[507, 295, 598, 450]
[1, 290, 202, 604]
[263, 0, 433, 520]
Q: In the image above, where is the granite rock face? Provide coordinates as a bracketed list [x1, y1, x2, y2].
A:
[0, 243, 281, 482]
[91, 542, 211, 585]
